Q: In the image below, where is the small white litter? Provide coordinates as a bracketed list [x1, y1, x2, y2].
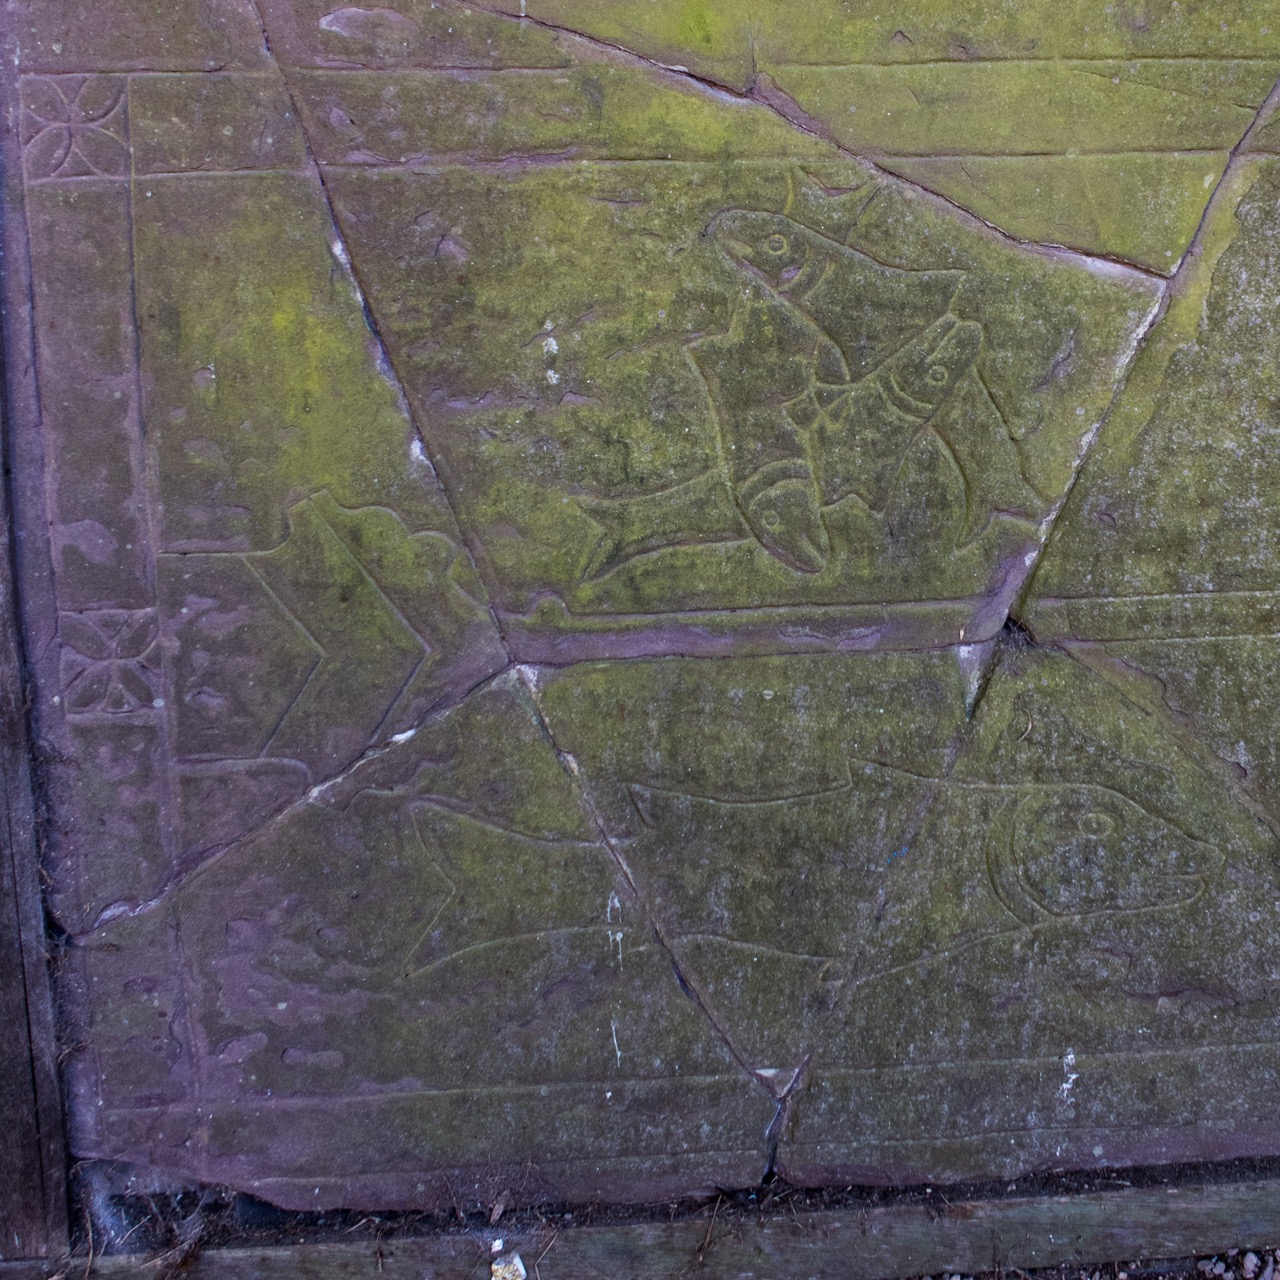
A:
[492, 1252, 527, 1280]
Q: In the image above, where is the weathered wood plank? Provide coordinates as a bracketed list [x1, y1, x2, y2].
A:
[0, 845, 49, 1260]
[0, 442, 65, 1258]
[0, 1263, 55, 1280]
[4, 1178, 1274, 1279]
[0, 54, 68, 1264]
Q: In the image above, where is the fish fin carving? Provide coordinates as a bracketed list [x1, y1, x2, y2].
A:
[932, 370, 1042, 548]
[579, 498, 635, 581]
[577, 472, 747, 580]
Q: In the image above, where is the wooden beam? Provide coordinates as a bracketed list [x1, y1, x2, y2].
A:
[4, 1177, 1278, 1279]
[0, 56, 68, 1264]
[0, 379, 66, 1261]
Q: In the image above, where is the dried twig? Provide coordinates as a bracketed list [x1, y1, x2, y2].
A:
[532, 1231, 558, 1280]
[695, 1195, 723, 1266]
[82, 1216, 94, 1280]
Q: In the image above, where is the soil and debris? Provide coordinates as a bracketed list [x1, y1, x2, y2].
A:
[58, 1154, 1280, 1278]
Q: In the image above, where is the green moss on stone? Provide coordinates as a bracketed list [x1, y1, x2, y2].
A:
[292, 63, 837, 164]
[135, 171, 460, 549]
[327, 150, 1155, 615]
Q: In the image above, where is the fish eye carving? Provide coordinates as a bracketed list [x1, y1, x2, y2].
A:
[926, 364, 950, 385]
[1077, 810, 1114, 837]
[765, 233, 788, 254]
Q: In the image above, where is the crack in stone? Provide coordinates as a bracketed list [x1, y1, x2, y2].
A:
[747, 72, 1172, 281]
[957, 74, 1280, 698]
[760, 723, 974, 1177]
[65, 661, 516, 939]
[1173, 72, 1280, 278]
[951, 272, 1164, 714]
[1011, 68, 1280, 647]
[243, 0, 519, 671]
[761, 1049, 812, 1177]
[510, 664, 784, 1167]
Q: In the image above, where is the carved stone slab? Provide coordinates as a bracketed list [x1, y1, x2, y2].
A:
[6, 0, 1280, 1220]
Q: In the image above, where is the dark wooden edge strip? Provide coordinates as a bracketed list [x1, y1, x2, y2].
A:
[2, 1177, 1279, 1279]
[0, 14, 69, 1263]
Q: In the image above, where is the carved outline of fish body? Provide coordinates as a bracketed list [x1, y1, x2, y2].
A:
[578, 469, 750, 581]
[790, 312, 983, 518]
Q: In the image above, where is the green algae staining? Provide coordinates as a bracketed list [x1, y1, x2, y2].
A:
[579, 211, 1034, 580]
[708, 209, 964, 379]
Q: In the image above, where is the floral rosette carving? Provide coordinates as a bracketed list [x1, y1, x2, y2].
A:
[22, 75, 129, 179]
[59, 610, 161, 714]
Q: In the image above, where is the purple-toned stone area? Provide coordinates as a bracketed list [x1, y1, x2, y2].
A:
[8, 0, 1280, 1216]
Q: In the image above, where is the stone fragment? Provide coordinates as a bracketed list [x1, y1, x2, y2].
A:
[73, 678, 771, 1207]
[491, 1254, 527, 1280]
[1025, 159, 1280, 830]
[14, 0, 1280, 1225]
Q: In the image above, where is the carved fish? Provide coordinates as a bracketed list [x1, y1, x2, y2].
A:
[734, 455, 831, 574]
[715, 207, 1042, 541]
[576, 203, 1047, 578]
[690, 307, 987, 572]
[785, 311, 980, 507]
[579, 314, 984, 580]
[708, 208, 964, 379]
[685, 297, 841, 575]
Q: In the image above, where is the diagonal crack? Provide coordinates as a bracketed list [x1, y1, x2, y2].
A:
[456, 0, 1165, 281]
[759, 717, 973, 1175]
[243, 0, 519, 670]
[509, 665, 785, 1147]
[961, 283, 1165, 716]
[1011, 67, 1280, 635]
[955, 260, 1165, 718]
[969, 73, 1280, 710]
[67, 661, 516, 939]
[1168, 72, 1280, 281]
[746, 73, 1169, 280]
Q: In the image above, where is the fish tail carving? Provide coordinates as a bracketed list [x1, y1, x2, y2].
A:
[578, 471, 746, 580]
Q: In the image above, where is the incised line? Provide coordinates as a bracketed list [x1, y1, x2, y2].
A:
[511, 667, 782, 1124]
[241, 0, 518, 670]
